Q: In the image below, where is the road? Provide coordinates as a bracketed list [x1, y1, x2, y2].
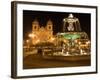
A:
[23, 53, 90, 69]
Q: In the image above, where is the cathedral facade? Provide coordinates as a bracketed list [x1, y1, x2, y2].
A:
[31, 19, 54, 45]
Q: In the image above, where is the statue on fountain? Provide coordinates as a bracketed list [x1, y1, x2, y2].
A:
[63, 14, 81, 32]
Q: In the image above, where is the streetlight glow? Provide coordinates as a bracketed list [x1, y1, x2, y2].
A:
[28, 33, 36, 38]
[26, 40, 29, 43]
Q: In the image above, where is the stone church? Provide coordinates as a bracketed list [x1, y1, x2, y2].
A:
[31, 19, 54, 45]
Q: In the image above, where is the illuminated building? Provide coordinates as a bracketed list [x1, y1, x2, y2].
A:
[30, 19, 54, 45]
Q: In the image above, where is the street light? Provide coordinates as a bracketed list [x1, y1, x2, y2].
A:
[50, 37, 55, 41]
[28, 33, 36, 38]
[26, 39, 30, 48]
[26, 39, 29, 43]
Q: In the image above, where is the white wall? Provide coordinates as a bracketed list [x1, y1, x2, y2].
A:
[0, 0, 99, 80]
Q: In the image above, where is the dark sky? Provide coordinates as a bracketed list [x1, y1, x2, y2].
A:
[23, 10, 91, 39]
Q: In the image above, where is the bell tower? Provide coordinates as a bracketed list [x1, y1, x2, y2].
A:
[46, 20, 53, 31]
[32, 20, 40, 32]
[46, 20, 53, 40]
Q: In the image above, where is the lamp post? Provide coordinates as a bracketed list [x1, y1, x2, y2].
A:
[26, 39, 30, 50]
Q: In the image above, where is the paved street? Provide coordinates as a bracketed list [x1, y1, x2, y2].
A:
[23, 53, 90, 69]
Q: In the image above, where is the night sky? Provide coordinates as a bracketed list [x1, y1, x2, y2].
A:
[23, 10, 91, 39]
